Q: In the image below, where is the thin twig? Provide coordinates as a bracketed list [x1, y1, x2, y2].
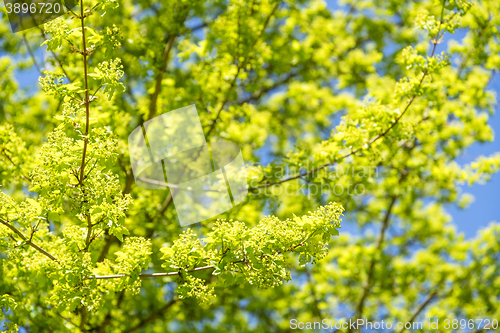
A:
[37, 26, 76, 84]
[23, 33, 42, 73]
[429, 0, 446, 58]
[122, 298, 178, 333]
[306, 267, 323, 321]
[397, 290, 438, 333]
[88, 259, 246, 280]
[354, 196, 397, 321]
[89, 227, 321, 280]
[137, 176, 229, 193]
[1, 148, 31, 182]
[204, 2, 281, 139]
[147, 34, 178, 121]
[233, 71, 299, 106]
[0, 217, 59, 262]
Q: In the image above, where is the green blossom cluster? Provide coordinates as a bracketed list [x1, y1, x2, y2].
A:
[160, 203, 343, 301]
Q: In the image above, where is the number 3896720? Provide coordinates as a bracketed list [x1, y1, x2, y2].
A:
[444, 319, 498, 330]
[5, 2, 62, 14]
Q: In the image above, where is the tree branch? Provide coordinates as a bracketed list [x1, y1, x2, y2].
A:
[353, 196, 397, 323]
[0, 217, 59, 262]
[398, 290, 438, 333]
[88, 259, 246, 280]
[233, 71, 299, 106]
[305, 267, 323, 321]
[123, 298, 178, 333]
[147, 34, 177, 121]
[1, 148, 31, 182]
[77, 0, 95, 254]
[137, 176, 227, 193]
[97, 289, 125, 333]
[79, 0, 91, 188]
[22, 33, 42, 74]
[37, 26, 76, 83]
[204, 1, 281, 139]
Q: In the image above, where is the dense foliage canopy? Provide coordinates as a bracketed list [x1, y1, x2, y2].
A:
[1, 0, 500, 331]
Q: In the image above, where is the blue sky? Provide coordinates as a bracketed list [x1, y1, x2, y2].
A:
[446, 80, 500, 238]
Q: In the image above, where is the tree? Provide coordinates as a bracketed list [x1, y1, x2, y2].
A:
[1, 0, 500, 331]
